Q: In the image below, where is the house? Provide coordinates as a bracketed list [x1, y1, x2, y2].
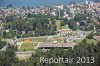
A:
[37, 42, 77, 49]
[57, 29, 73, 36]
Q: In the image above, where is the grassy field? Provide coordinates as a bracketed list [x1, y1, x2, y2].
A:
[19, 43, 38, 51]
[19, 37, 49, 51]
[61, 25, 69, 29]
[18, 35, 64, 51]
[55, 20, 69, 30]
[55, 20, 61, 30]
[75, 38, 98, 44]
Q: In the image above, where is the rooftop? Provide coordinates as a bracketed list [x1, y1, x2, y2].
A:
[38, 42, 77, 48]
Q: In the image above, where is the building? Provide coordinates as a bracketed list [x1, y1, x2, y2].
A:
[37, 42, 77, 49]
[57, 29, 73, 36]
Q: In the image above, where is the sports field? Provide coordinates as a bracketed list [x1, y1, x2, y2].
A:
[19, 43, 38, 51]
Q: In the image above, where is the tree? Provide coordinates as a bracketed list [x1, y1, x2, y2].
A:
[87, 18, 93, 23]
[61, 18, 68, 26]
[74, 13, 86, 21]
[68, 19, 78, 30]
[86, 32, 94, 39]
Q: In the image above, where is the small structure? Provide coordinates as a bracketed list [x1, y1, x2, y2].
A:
[38, 42, 77, 49]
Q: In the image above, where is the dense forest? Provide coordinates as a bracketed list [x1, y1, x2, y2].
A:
[0, 36, 7, 49]
[4, 14, 57, 38]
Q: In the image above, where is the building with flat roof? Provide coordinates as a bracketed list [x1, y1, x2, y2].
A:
[57, 29, 73, 36]
[37, 42, 77, 49]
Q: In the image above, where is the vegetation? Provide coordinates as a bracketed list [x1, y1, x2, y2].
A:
[86, 32, 94, 39]
[68, 19, 78, 30]
[74, 13, 86, 21]
[0, 44, 18, 66]
[75, 38, 97, 44]
[55, 20, 61, 30]
[4, 14, 57, 38]
[20, 43, 37, 51]
[0, 6, 100, 66]
[0, 35, 7, 49]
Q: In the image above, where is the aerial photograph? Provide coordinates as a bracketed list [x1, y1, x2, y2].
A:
[0, 0, 100, 66]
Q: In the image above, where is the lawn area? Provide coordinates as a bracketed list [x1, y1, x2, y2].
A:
[75, 38, 98, 44]
[19, 43, 38, 51]
[86, 39, 97, 44]
[55, 20, 61, 30]
[55, 20, 69, 30]
[75, 39, 83, 44]
[61, 25, 69, 29]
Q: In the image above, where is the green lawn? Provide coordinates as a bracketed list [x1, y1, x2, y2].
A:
[75, 39, 83, 44]
[19, 43, 38, 51]
[61, 25, 69, 29]
[55, 20, 69, 30]
[86, 39, 97, 44]
[75, 38, 97, 44]
[55, 20, 61, 30]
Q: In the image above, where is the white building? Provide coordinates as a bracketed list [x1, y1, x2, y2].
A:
[57, 29, 73, 36]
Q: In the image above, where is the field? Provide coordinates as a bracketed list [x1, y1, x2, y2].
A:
[75, 38, 98, 44]
[55, 20, 61, 30]
[61, 25, 69, 29]
[18, 37, 50, 51]
[18, 36, 63, 51]
[55, 20, 69, 30]
[19, 43, 38, 51]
